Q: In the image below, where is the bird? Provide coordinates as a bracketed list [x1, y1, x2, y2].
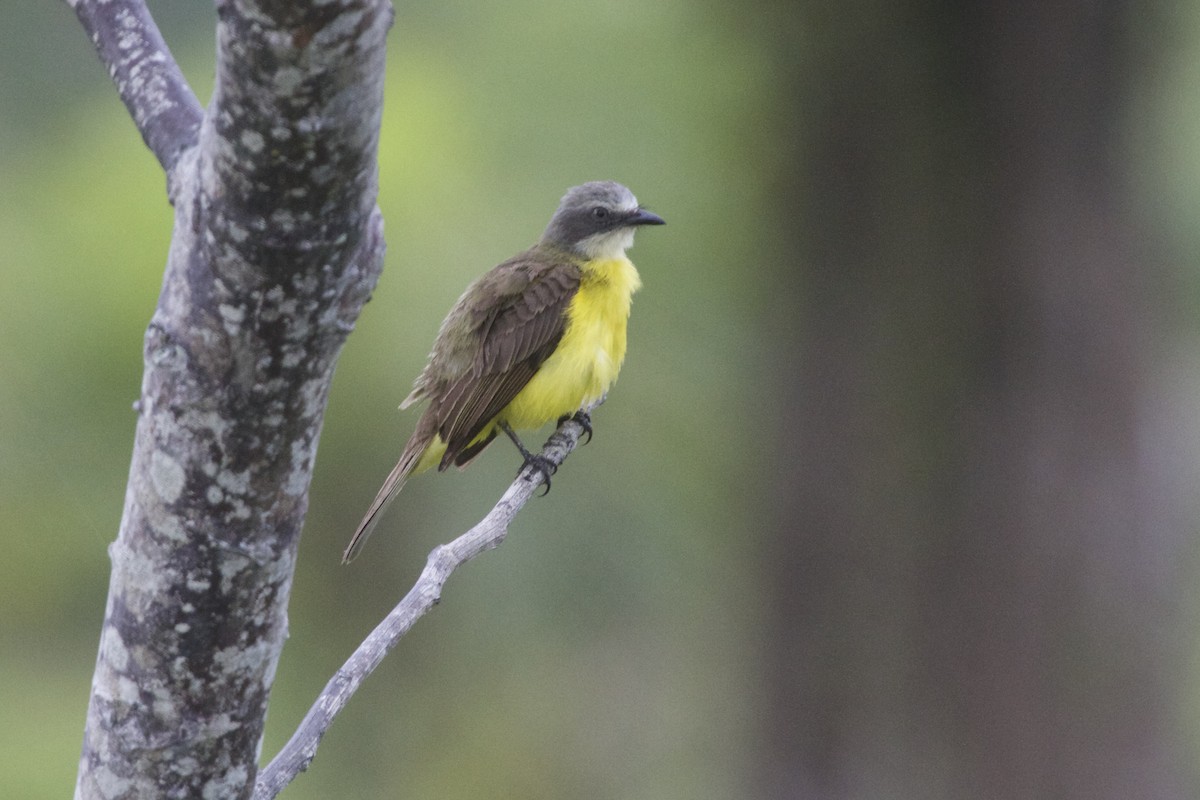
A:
[342, 181, 664, 563]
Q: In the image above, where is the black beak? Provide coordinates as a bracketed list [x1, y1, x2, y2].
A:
[627, 207, 665, 226]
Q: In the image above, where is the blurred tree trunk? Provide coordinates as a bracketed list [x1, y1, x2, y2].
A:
[760, 2, 1197, 797]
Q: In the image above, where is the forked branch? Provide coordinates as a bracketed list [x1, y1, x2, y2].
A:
[71, 1, 391, 797]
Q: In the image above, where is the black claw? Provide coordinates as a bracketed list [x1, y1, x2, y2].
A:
[522, 453, 557, 496]
[499, 421, 557, 495]
[558, 411, 593, 444]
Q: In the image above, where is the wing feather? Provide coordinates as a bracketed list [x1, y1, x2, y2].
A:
[427, 252, 581, 467]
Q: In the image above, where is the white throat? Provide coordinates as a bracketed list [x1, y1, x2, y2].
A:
[576, 227, 637, 261]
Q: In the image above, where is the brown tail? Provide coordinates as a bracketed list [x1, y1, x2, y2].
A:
[342, 433, 431, 564]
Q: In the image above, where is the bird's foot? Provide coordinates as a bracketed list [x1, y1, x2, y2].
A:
[520, 452, 558, 495]
[557, 410, 593, 444]
[500, 421, 557, 495]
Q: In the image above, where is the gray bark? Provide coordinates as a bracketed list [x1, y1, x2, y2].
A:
[70, 0, 202, 174]
[71, 1, 392, 798]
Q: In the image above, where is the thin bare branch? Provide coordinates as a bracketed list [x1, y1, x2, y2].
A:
[252, 414, 593, 800]
[68, 0, 202, 174]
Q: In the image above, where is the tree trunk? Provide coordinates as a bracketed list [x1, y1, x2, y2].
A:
[71, 1, 391, 797]
[760, 2, 1196, 797]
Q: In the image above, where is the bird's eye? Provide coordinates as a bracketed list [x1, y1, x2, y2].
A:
[592, 207, 609, 220]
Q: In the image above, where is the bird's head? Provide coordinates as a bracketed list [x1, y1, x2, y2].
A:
[542, 181, 665, 259]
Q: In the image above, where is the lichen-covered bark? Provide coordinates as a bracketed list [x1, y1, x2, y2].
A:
[74, 2, 392, 798]
[69, 0, 203, 173]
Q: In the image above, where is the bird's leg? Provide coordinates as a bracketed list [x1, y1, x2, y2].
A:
[499, 421, 557, 495]
[556, 410, 593, 445]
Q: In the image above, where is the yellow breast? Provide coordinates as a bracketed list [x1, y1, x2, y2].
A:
[500, 256, 642, 429]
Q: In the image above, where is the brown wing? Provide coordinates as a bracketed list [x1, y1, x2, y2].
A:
[430, 253, 581, 468]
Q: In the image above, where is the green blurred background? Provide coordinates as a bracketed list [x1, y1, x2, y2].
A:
[5, 1, 1200, 798]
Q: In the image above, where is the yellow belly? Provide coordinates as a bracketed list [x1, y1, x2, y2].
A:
[501, 255, 641, 429]
[411, 256, 641, 475]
